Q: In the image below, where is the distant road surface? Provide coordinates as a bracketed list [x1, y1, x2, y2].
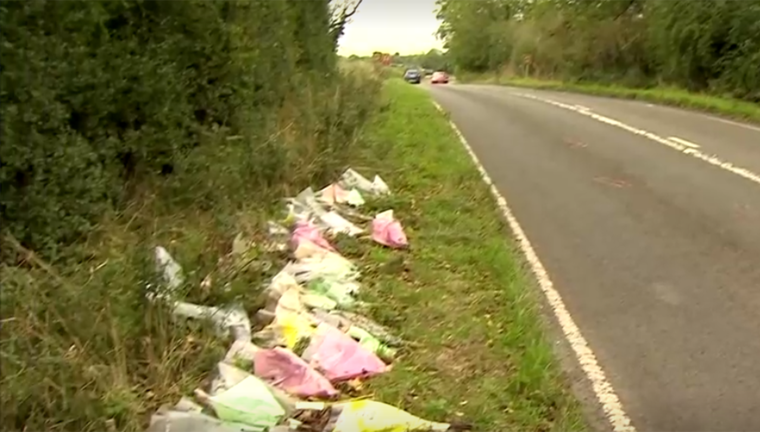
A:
[427, 83, 760, 432]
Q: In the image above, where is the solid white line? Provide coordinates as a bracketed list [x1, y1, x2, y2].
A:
[430, 100, 635, 432]
[652, 102, 760, 133]
[515, 93, 760, 187]
[668, 136, 700, 149]
[711, 117, 760, 133]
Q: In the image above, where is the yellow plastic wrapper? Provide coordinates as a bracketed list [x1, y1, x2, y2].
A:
[329, 400, 450, 432]
[296, 400, 454, 432]
[277, 313, 315, 350]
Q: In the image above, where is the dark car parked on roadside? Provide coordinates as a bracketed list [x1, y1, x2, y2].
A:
[403, 68, 422, 84]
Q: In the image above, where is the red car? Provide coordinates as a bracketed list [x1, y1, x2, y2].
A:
[430, 71, 449, 84]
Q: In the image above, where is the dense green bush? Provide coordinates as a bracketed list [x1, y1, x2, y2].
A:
[0, 0, 344, 260]
[0, 1, 383, 431]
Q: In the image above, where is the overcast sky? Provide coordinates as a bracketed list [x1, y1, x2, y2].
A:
[337, 0, 444, 56]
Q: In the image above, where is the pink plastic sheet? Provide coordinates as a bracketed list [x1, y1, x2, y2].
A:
[254, 347, 338, 399]
[291, 220, 335, 252]
[371, 210, 408, 249]
[303, 323, 388, 382]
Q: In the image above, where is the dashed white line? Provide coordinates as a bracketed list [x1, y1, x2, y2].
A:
[668, 136, 700, 149]
[515, 92, 760, 187]
[430, 100, 636, 432]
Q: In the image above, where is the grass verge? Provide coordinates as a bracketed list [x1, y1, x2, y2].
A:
[462, 74, 760, 125]
[339, 79, 586, 431]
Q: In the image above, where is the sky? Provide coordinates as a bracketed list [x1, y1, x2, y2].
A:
[337, 0, 444, 56]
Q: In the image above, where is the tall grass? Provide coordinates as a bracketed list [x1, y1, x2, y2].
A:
[0, 68, 384, 432]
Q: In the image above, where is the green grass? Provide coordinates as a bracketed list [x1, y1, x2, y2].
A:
[339, 79, 586, 431]
[463, 74, 760, 125]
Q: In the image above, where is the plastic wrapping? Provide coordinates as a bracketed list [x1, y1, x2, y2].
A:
[284, 253, 359, 284]
[172, 302, 251, 342]
[274, 288, 309, 317]
[334, 311, 404, 347]
[339, 169, 390, 196]
[371, 210, 408, 249]
[223, 340, 260, 369]
[210, 362, 296, 418]
[347, 326, 396, 362]
[253, 311, 315, 351]
[154, 246, 184, 298]
[319, 211, 363, 237]
[290, 187, 330, 222]
[346, 189, 365, 207]
[254, 347, 338, 399]
[292, 220, 335, 252]
[301, 323, 387, 382]
[292, 400, 451, 432]
[319, 184, 350, 205]
[146, 408, 259, 432]
[207, 376, 286, 430]
[268, 270, 302, 297]
[310, 309, 353, 332]
[301, 293, 338, 311]
[306, 278, 359, 309]
[328, 400, 450, 432]
[293, 239, 332, 260]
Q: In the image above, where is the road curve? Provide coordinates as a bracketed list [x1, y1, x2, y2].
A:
[426, 83, 760, 432]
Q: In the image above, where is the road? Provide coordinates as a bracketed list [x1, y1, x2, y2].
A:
[426, 83, 760, 432]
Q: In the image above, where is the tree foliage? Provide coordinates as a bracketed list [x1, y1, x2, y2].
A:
[395, 49, 452, 72]
[0, 0, 348, 258]
[436, 0, 760, 100]
[330, 0, 363, 44]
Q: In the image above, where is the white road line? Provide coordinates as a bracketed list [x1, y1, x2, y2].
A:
[430, 100, 635, 432]
[668, 136, 700, 149]
[711, 116, 760, 133]
[515, 93, 760, 187]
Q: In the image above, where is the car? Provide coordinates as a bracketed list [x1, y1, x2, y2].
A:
[430, 71, 449, 84]
[403, 68, 422, 84]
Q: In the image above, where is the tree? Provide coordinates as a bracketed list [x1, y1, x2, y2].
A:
[435, 0, 760, 99]
[329, 0, 363, 45]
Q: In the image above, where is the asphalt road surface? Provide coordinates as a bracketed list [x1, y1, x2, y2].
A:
[427, 83, 760, 432]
